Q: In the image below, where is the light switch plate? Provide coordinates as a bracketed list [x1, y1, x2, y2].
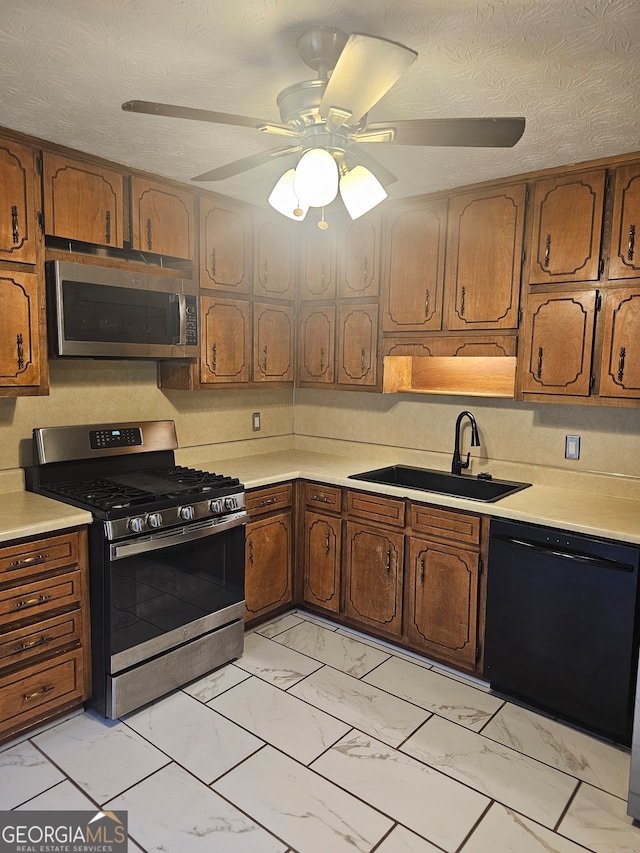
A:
[565, 434, 580, 459]
[252, 412, 261, 432]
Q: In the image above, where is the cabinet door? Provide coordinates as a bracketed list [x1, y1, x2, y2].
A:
[406, 537, 479, 670]
[599, 286, 640, 398]
[254, 216, 294, 300]
[527, 170, 605, 285]
[382, 200, 447, 332]
[340, 213, 380, 299]
[199, 197, 251, 293]
[609, 164, 640, 280]
[344, 521, 403, 636]
[337, 303, 378, 387]
[42, 153, 124, 248]
[131, 176, 195, 260]
[253, 302, 294, 383]
[0, 271, 42, 389]
[519, 291, 597, 396]
[445, 184, 525, 331]
[303, 511, 341, 613]
[200, 295, 250, 384]
[0, 138, 39, 264]
[382, 334, 517, 358]
[298, 305, 335, 385]
[299, 225, 336, 300]
[245, 511, 292, 621]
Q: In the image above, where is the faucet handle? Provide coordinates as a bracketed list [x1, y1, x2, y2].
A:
[461, 451, 471, 471]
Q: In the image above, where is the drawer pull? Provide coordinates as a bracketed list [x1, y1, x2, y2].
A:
[259, 497, 278, 507]
[14, 594, 52, 610]
[311, 495, 331, 504]
[16, 636, 53, 653]
[9, 553, 50, 568]
[23, 685, 54, 701]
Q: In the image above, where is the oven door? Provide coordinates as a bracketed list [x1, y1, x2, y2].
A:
[106, 512, 246, 675]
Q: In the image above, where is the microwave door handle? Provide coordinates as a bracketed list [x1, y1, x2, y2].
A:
[168, 294, 182, 344]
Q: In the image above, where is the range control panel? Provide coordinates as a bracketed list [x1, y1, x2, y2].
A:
[90, 427, 143, 450]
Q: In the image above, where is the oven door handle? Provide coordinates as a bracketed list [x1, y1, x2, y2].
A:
[110, 511, 247, 560]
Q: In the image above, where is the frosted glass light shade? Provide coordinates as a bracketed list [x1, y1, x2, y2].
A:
[339, 165, 387, 219]
[268, 169, 308, 220]
[292, 148, 339, 208]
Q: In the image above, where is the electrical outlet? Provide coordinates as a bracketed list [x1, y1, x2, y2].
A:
[565, 434, 580, 459]
[252, 412, 261, 432]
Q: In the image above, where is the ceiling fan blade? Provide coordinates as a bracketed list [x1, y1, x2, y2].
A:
[122, 100, 268, 130]
[365, 117, 526, 148]
[191, 146, 299, 182]
[345, 148, 398, 187]
[319, 33, 417, 129]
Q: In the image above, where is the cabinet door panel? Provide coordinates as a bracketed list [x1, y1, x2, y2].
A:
[253, 303, 294, 383]
[599, 287, 640, 397]
[131, 177, 195, 259]
[341, 214, 380, 298]
[200, 198, 250, 292]
[304, 511, 341, 613]
[446, 185, 525, 330]
[344, 522, 403, 636]
[520, 291, 596, 396]
[200, 296, 250, 384]
[298, 305, 335, 384]
[382, 201, 447, 332]
[0, 139, 39, 264]
[609, 164, 640, 280]
[43, 153, 124, 247]
[337, 304, 378, 387]
[245, 512, 292, 620]
[0, 271, 41, 388]
[254, 217, 294, 299]
[406, 538, 478, 669]
[299, 226, 336, 300]
[528, 170, 605, 284]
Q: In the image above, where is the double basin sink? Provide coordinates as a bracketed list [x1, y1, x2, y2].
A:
[349, 464, 531, 503]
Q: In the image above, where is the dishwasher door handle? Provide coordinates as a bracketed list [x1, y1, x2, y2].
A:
[494, 535, 635, 572]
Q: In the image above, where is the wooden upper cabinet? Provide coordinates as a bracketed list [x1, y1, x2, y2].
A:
[253, 302, 294, 383]
[382, 199, 447, 333]
[253, 215, 294, 300]
[609, 163, 640, 281]
[130, 176, 195, 260]
[340, 212, 380, 299]
[445, 184, 526, 331]
[0, 138, 40, 264]
[519, 290, 597, 396]
[42, 153, 124, 248]
[298, 304, 335, 385]
[200, 295, 250, 385]
[0, 271, 42, 390]
[199, 197, 251, 293]
[299, 224, 336, 301]
[527, 169, 606, 285]
[337, 303, 378, 388]
[598, 286, 640, 398]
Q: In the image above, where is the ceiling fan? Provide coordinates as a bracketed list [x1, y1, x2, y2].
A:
[122, 27, 525, 221]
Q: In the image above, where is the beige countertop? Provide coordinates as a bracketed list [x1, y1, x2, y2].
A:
[0, 491, 93, 544]
[202, 449, 640, 546]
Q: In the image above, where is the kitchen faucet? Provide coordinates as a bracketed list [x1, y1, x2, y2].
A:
[451, 411, 480, 476]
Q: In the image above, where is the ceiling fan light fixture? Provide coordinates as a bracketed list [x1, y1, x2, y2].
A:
[268, 169, 309, 220]
[339, 164, 388, 219]
[292, 148, 339, 208]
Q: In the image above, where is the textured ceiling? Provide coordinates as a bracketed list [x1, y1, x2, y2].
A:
[1, 0, 638, 213]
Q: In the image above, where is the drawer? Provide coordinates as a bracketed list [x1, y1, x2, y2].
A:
[246, 482, 293, 516]
[0, 609, 82, 667]
[346, 490, 405, 528]
[0, 648, 84, 732]
[0, 532, 80, 584]
[304, 481, 342, 513]
[410, 503, 481, 547]
[0, 570, 82, 624]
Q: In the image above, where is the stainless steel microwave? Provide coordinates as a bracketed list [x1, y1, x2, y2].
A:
[46, 260, 199, 359]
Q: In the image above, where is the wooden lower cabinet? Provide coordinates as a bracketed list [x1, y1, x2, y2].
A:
[244, 484, 293, 623]
[0, 528, 90, 743]
[405, 537, 479, 669]
[303, 511, 341, 613]
[344, 520, 404, 637]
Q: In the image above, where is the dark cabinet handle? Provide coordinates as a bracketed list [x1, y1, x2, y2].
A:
[11, 205, 19, 244]
[460, 286, 466, 317]
[628, 224, 636, 261]
[248, 539, 254, 564]
[212, 343, 217, 371]
[361, 347, 366, 375]
[618, 346, 626, 382]
[325, 530, 330, 554]
[16, 333, 24, 370]
[262, 345, 268, 372]
[16, 636, 53, 653]
[105, 210, 111, 244]
[386, 546, 392, 573]
[320, 347, 325, 373]
[146, 218, 153, 250]
[424, 288, 430, 318]
[536, 346, 544, 379]
[363, 257, 369, 286]
[544, 233, 551, 268]
[420, 558, 425, 584]
[211, 248, 217, 276]
[9, 553, 50, 568]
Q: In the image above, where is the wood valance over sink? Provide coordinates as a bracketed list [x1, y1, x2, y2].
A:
[382, 356, 517, 398]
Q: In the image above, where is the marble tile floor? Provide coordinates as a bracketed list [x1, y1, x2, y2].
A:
[2, 609, 640, 853]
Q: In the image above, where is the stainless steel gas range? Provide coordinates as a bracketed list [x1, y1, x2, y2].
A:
[25, 420, 247, 719]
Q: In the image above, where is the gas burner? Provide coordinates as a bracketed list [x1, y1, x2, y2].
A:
[52, 478, 151, 510]
[147, 465, 241, 491]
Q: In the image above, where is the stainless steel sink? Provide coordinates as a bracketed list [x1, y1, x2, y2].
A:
[348, 465, 531, 503]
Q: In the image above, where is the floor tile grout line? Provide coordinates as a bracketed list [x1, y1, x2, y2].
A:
[454, 797, 495, 853]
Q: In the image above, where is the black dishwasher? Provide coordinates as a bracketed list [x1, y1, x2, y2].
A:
[484, 518, 640, 744]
